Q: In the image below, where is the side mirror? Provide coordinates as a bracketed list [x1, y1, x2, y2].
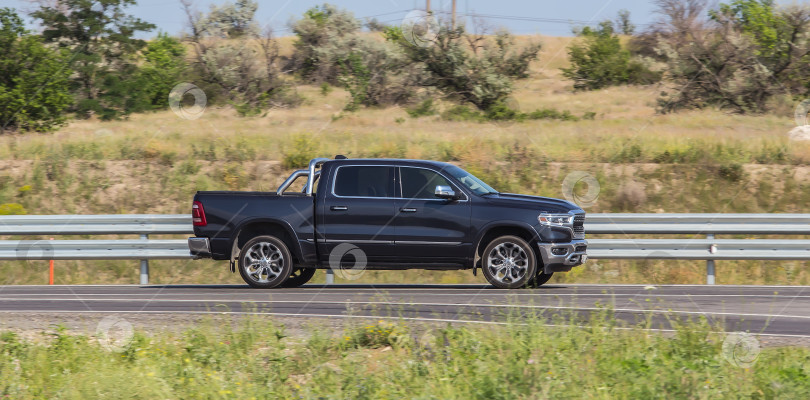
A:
[435, 185, 458, 200]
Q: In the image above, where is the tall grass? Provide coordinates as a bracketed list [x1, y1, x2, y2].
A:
[1, 314, 809, 399]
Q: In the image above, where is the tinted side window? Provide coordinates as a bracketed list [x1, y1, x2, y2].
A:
[400, 167, 455, 199]
[334, 166, 395, 198]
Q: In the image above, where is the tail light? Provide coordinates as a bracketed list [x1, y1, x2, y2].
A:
[192, 201, 207, 226]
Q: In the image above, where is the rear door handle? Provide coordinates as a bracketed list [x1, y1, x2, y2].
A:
[400, 207, 417, 212]
[330, 206, 348, 211]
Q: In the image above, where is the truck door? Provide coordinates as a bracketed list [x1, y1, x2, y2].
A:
[394, 166, 472, 262]
[319, 165, 398, 264]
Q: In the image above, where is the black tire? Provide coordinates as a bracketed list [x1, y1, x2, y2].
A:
[481, 235, 537, 289]
[281, 267, 317, 288]
[238, 235, 293, 288]
[528, 271, 554, 287]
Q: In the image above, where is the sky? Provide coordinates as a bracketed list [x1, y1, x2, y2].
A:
[4, 0, 658, 38]
[4, 0, 806, 38]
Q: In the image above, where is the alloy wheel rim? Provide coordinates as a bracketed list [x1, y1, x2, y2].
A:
[243, 242, 284, 283]
[487, 242, 529, 284]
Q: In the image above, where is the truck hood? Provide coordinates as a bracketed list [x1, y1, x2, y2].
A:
[483, 193, 583, 214]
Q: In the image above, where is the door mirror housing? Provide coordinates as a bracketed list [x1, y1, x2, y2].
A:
[435, 185, 459, 200]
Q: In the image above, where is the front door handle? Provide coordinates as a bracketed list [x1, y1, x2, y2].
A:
[330, 206, 348, 211]
[400, 207, 417, 213]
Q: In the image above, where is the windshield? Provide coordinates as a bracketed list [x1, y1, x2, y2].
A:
[445, 165, 498, 196]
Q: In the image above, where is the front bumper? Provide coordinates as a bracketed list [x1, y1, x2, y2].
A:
[188, 237, 212, 258]
[537, 240, 587, 274]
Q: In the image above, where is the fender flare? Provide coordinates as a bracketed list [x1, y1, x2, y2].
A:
[229, 217, 305, 263]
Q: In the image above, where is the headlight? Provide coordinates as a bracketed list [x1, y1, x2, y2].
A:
[538, 213, 573, 226]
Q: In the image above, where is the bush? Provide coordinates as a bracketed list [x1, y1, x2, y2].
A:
[282, 135, 319, 169]
[654, 0, 810, 113]
[289, 4, 362, 84]
[184, 0, 300, 113]
[130, 33, 188, 112]
[337, 38, 417, 110]
[562, 21, 661, 91]
[0, 203, 26, 215]
[390, 26, 541, 110]
[406, 99, 437, 118]
[0, 8, 72, 133]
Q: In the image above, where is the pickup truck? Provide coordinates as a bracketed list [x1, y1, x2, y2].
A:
[188, 157, 587, 289]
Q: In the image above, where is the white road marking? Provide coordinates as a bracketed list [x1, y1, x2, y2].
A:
[0, 298, 807, 320]
[2, 310, 810, 339]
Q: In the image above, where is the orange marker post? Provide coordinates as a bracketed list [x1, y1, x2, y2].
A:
[49, 237, 54, 285]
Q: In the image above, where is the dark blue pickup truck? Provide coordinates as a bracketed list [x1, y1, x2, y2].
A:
[188, 157, 587, 289]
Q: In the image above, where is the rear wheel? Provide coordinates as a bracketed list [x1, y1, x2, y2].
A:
[481, 235, 537, 289]
[238, 235, 293, 288]
[281, 267, 317, 288]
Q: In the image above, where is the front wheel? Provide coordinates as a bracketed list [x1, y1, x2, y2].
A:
[238, 235, 293, 288]
[481, 235, 537, 289]
[281, 267, 317, 288]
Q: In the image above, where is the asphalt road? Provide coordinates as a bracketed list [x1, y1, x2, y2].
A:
[0, 284, 808, 337]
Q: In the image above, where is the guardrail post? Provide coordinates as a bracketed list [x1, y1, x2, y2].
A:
[706, 234, 716, 285]
[325, 268, 334, 285]
[140, 234, 149, 285]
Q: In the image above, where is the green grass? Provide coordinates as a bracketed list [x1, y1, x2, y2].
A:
[1, 314, 809, 399]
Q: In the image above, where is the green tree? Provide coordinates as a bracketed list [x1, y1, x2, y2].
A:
[0, 8, 72, 133]
[562, 21, 660, 91]
[131, 33, 188, 111]
[31, 0, 155, 119]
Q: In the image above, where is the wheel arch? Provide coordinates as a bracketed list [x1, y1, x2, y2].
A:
[474, 222, 541, 265]
[230, 218, 303, 265]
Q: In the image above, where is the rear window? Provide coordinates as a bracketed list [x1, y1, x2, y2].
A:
[334, 166, 395, 198]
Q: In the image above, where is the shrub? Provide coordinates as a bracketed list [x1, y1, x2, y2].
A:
[282, 135, 319, 169]
[337, 39, 417, 110]
[406, 98, 437, 118]
[289, 4, 362, 84]
[562, 21, 661, 91]
[441, 105, 485, 122]
[183, 0, 300, 113]
[390, 26, 541, 110]
[0, 8, 72, 133]
[130, 33, 188, 112]
[655, 0, 810, 113]
[0, 203, 26, 215]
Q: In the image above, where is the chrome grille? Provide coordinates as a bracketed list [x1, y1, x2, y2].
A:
[573, 214, 585, 238]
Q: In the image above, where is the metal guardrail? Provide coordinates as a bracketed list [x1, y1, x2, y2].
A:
[0, 215, 193, 284]
[1, 213, 809, 285]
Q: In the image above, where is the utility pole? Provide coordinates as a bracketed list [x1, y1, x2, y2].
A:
[452, 0, 457, 28]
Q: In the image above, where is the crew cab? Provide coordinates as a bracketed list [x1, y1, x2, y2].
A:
[188, 157, 587, 289]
